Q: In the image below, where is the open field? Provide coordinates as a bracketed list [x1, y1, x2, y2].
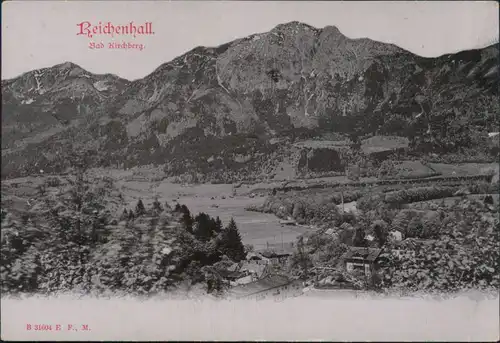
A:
[1, 170, 313, 249]
[407, 194, 500, 209]
[380, 160, 439, 179]
[428, 162, 498, 177]
[361, 135, 409, 154]
[116, 178, 312, 248]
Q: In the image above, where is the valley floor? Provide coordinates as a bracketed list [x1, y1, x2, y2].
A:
[1, 168, 315, 250]
[2, 160, 498, 298]
[2, 161, 498, 250]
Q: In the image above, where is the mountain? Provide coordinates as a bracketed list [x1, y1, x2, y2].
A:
[2, 62, 129, 149]
[2, 22, 499, 180]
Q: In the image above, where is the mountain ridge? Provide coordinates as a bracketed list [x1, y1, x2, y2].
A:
[4, 21, 497, 83]
[2, 21, 499, 180]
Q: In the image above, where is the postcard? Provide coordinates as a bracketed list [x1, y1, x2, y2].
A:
[1, 1, 499, 341]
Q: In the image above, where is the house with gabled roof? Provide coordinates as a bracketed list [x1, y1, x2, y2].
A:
[342, 247, 382, 278]
[258, 247, 294, 265]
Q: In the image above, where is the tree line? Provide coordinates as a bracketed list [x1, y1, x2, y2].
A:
[1, 161, 247, 296]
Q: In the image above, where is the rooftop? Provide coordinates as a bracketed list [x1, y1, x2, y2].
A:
[218, 269, 246, 279]
[239, 261, 267, 278]
[246, 252, 267, 261]
[256, 243, 296, 258]
[260, 250, 293, 258]
[342, 247, 382, 262]
[227, 274, 292, 298]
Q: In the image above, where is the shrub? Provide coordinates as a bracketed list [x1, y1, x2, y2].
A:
[378, 232, 499, 292]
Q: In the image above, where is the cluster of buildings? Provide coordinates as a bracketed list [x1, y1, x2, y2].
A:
[219, 223, 442, 295]
[313, 234, 438, 289]
[219, 248, 304, 300]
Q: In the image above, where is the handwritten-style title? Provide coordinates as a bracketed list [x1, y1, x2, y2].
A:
[76, 21, 154, 38]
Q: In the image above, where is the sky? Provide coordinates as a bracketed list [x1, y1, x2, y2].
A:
[2, 1, 499, 81]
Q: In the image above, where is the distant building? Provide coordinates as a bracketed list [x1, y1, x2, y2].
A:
[231, 274, 254, 286]
[342, 247, 382, 278]
[260, 249, 292, 265]
[217, 268, 255, 286]
[218, 269, 248, 283]
[324, 228, 336, 236]
[388, 230, 403, 242]
[239, 261, 271, 279]
[245, 252, 270, 264]
[227, 274, 302, 300]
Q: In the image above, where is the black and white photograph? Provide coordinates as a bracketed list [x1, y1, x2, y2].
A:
[1, 1, 499, 341]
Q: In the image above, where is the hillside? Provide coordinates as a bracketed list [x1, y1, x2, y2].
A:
[2, 21, 498, 180]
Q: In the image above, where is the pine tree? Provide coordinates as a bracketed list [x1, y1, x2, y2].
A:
[179, 205, 193, 232]
[128, 209, 135, 220]
[218, 218, 245, 262]
[152, 198, 163, 212]
[214, 216, 223, 233]
[135, 199, 146, 217]
[174, 203, 181, 212]
[372, 220, 388, 247]
[353, 227, 366, 247]
[120, 208, 128, 221]
[193, 212, 213, 241]
[293, 236, 312, 277]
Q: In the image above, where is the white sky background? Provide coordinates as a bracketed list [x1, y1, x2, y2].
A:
[1, 1, 499, 81]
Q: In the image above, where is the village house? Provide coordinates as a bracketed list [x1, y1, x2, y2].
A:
[216, 252, 273, 286]
[342, 247, 382, 278]
[238, 261, 272, 280]
[226, 274, 303, 300]
[259, 249, 292, 265]
[245, 252, 270, 265]
[217, 269, 250, 285]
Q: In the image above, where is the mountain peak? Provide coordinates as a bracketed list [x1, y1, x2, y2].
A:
[272, 21, 319, 32]
[322, 25, 344, 37]
[55, 61, 82, 71]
